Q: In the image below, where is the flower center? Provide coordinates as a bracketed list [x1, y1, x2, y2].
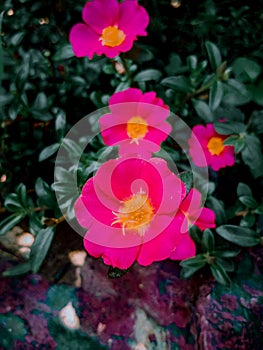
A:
[126, 116, 148, 144]
[207, 136, 225, 155]
[100, 26, 126, 47]
[112, 191, 154, 236]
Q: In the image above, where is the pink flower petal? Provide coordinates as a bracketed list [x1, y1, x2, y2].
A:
[85, 218, 143, 248]
[99, 45, 126, 59]
[101, 125, 128, 146]
[170, 232, 196, 260]
[69, 24, 101, 59]
[180, 188, 201, 215]
[74, 197, 94, 228]
[100, 89, 171, 157]
[140, 91, 157, 104]
[82, 0, 119, 34]
[149, 159, 185, 214]
[75, 157, 191, 267]
[145, 124, 172, 144]
[109, 88, 143, 105]
[195, 207, 216, 230]
[118, 0, 149, 38]
[118, 139, 159, 159]
[209, 149, 235, 170]
[101, 37, 135, 57]
[189, 123, 236, 171]
[137, 215, 184, 265]
[140, 105, 170, 125]
[110, 158, 163, 205]
[84, 239, 140, 269]
[80, 179, 118, 226]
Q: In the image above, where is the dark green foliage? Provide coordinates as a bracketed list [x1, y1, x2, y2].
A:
[0, 313, 27, 349]
[46, 284, 77, 310]
[0, 0, 262, 286]
[48, 318, 107, 350]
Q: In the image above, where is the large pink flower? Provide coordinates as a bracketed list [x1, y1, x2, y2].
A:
[99, 88, 172, 159]
[188, 124, 235, 171]
[69, 0, 149, 59]
[170, 188, 216, 260]
[74, 157, 194, 269]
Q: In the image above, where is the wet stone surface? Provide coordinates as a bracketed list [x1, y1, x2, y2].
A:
[0, 246, 263, 349]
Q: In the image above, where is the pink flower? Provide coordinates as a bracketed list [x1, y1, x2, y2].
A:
[170, 188, 216, 260]
[99, 88, 172, 159]
[69, 0, 149, 59]
[74, 157, 194, 269]
[188, 124, 235, 171]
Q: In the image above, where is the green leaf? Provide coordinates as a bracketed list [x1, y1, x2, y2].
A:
[39, 143, 60, 162]
[134, 69, 162, 82]
[206, 196, 226, 225]
[48, 318, 107, 350]
[237, 182, 253, 199]
[189, 225, 203, 245]
[232, 57, 261, 82]
[16, 183, 29, 208]
[161, 76, 192, 93]
[205, 41, 222, 70]
[192, 99, 214, 122]
[2, 262, 31, 277]
[0, 213, 25, 236]
[115, 81, 131, 92]
[201, 229, 215, 252]
[241, 135, 263, 178]
[235, 254, 254, 281]
[216, 225, 260, 247]
[30, 227, 55, 273]
[223, 79, 251, 106]
[216, 257, 235, 272]
[213, 248, 240, 258]
[3, 184, 31, 214]
[0, 313, 27, 348]
[239, 196, 259, 209]
[187, 55, 198, 71]
[33, 92, 48, 110]
[47, 285, 76, 310]
[250, 110, 263, 134]
[223, 135, 246, 153]
[4, 193, 23, 212]
[213, 121, 246, 135]
[210, 261, 231, 287]
[102, 63, 115, 75]
[61, 138, 83, 158]
[53, 43, 75, 61]
[108, 266, 129, 279]
[250, 80, 263, 106]
[209, 81, 223, 110]
[165, 53, 187, 75]
[180, 254, 206, 278]
[180, 254, 206, 268]
[35, 177, 57, 208]
[10, 31, 25, 46]
[29, 213, 43, 235]
[0, 11, 5, 86]
[240, 212, 256, 228]
[55, 108, 66, 135]
[179, 171, 193, 195]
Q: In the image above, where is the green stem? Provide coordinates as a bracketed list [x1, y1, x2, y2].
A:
[184, 75, 217, 104]
[118, 55, 132, 84]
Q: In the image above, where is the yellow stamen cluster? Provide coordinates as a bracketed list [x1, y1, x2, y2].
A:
[100, 26, 125, 47]
[112, 191, 154, 236]
[126, 116, 148, 144]
[207, 136, 225, 155]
